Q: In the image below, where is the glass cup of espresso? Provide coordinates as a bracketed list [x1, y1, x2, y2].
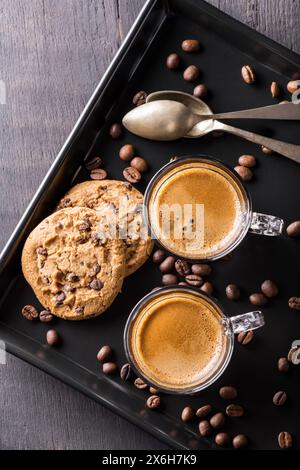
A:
[124, 286, 264, 394]
[144, 156, 284, 261]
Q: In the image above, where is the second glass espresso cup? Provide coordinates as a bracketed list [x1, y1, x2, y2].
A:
[144, 156, 284, 261]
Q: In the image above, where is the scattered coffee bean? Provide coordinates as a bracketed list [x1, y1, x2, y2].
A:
[181, 406, 194, 422]
[46, 329, 59, 346]
[120, 363, 132, 381]
[166, 53, 181, 70]
[39, 310, 53, 323]
[193, 84, 208, 98]
[249, 292, 267, 306]
[149, 387, 158, 394]
[130, 156, 148, 173]
[201, 282, 214, 295]
[175, 259, 191, 277]
[288, 296, 300, 310]
[288, 345, 300, 363]
[278, 431, 292, 449]
[185, 274, 203, 287]
[123, 166, 141, 184]
[233, 434, 248, 449]
[219, 386, 238, 400]
[226, 404, 244, 418]
[109, 123, 122, 139]
[241, 65, 255, 84]
[182, 39, 201, 53]
[273, 391, 287, 406]
[90, 168, 107, 180]
[196, 404, 212, 419]
[102, 362, 118, 375]
[286, 220, 300, 237]
[21, 304, 39, 321]
[271, 81, 280, 98]
[152, 249, 166, 264]
[261, 145, 273, 155]
[261, 279, 278, 298]
[159, 256, 175, 273]
[162, 274, 178, 285]
[146, 395, 160, 410]
[183, 65, 200, 82]
[119, 144, 135, 161]
[278, 357, 289, 373]
[191, 263, 212, 276]
[89, 279, 103, 291]
[237, 330, 254, 345]
[238, 154, 256, 168]
[134, 378, 148, 390]
[198, 420, 212, 437]
[133, 90, 147, 106]
[225, 284, 240, 301]
[215, 432, 230, 447]
[97, 345, 113, 362]
[234, 165, 253, 182]
[85, 156, 102, 171]
[287, 80, 300, 94]
[210, 412, 225, 429]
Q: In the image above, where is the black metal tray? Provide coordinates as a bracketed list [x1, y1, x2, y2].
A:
[1, 0, 300, 450]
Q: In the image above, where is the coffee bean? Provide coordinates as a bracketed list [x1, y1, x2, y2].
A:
[55, 291, 66, 305]
[196, 404, 212, 419]
[152, 249, 166, 264]
[241, 65, 255, 84]
[238, 154, 256, 168]
[185, 274, 203, 287]
[288, 346, 300, 363]
[261, 279, 278, 298]
[120, 363, 132, 381]
[21, 304, 39, 321]
[273, 391, 287, 406]
[234, 165, 253, 182]
[261, 145, 273, 155]
[225, 284, 240, 301]
[146, 395, 160, 409]
[130, 156, 148, 173]
[198, 420, 212, 437]
[123, 166, 141, 184]
[159, 256, 175, 273]
[233, 434, 248, 449]
[219, 386, 238, 400]
[183, 65, 200, 82]
[109, 123, 122, 139]
[89, 279, 103, 291]
[102, 362, 118, 375]
[90, 168, 107, 180]
[215, 432, 230, 447]
[249, 292, 267, 306]
[288, 296, 300, 310]
[210, 412, 225, 429]
[287, 80, 300, 94]
[149, 387, 158, 394]
[162, 274, 178, 286]
[237, 330, 254, 345]
[119, 144, 135, 161]
[166, 53, 181, 70]
[278, 431, 292, 449]
[286, 220, 300, 237]
[271, 81, 280, 98]
[182, 39, 201, 53]
[226, 404, 244, 417]
[193, 84, 208, 98]
[46, 329, 59, 346]
[278, 357, 289, 373]
[85, 156, 102, 171]
[39, 310, 53, 323]
[201, 282, 214, 295]
[181, 406, 194, 422]
[191, 263, 212, 276]
[133, 90, 147, 106]
[175, 259, 191, 277]
[134, 378, 148, 390]
[97, 345, 113, 362]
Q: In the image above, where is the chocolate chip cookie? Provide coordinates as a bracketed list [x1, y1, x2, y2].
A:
[21, 207, 126, 320]
[57, 180, 154, 276]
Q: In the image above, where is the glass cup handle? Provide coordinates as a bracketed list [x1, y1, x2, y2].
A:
[249, 212, 284, 236]
[227, 311, 265, 334]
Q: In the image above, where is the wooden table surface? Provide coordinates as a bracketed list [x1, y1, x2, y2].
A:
[0, 0, 299, 450]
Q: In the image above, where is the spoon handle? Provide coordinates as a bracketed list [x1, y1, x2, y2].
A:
[216, 122, 300, 163]
[210, 102, 300, 121]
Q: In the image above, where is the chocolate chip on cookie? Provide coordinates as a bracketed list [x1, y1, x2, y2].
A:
[66, 272, 79, 282]
[55, 292, 66, 304]
[89, 279, 104, 291]
[79, 219, 92, 232]
[37, 247, 47, 256]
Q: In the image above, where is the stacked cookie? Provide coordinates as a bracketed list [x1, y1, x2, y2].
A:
[22, 181, 153, 320]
